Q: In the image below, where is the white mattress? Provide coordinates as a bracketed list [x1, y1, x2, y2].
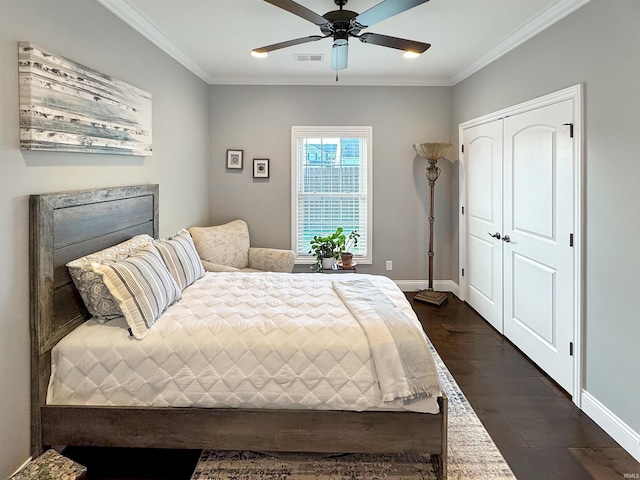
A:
[48, 272, 440, 414]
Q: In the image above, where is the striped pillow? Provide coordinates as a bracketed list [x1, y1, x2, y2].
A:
[154, 229, 205, 291]
[93, 244, 181, 339]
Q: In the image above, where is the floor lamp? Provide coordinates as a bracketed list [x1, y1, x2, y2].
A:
[413, 142, 453, 306]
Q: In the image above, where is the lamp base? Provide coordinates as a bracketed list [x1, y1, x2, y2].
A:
[414, 289, 448, 306]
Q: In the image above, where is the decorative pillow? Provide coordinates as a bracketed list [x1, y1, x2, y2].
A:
[92, 245, 181, 340]
[154, 229, 205, 291]
[66, 234, 154, 320]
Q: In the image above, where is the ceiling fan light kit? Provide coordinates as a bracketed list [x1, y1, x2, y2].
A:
[252, 0, 431, 72]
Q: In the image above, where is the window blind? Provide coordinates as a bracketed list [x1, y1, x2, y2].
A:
[291, 127, 372, 263]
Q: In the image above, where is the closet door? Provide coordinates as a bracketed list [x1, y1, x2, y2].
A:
[463, 120, 504, 333]
[503, 100, 575, 394]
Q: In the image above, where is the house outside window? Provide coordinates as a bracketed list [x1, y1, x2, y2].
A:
[291, 126, 372, 264]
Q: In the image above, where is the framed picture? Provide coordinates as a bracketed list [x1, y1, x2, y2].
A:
[253, 158, 270, 178]
[226, 149, 243, 169]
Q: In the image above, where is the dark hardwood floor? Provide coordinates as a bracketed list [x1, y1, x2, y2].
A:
[410, 292, 639, 480]
[63, 293, 639, 480]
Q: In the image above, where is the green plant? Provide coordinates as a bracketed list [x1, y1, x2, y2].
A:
[309, 228, 360, 267]
[309, 228, 344, 265]
[341, 230, 360, 254]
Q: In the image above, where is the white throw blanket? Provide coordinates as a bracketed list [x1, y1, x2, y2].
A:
[333, 279, 440, 405]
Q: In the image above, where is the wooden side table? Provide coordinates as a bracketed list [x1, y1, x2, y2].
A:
[10, 449, 86, 480]
[321, 266, 357, 273]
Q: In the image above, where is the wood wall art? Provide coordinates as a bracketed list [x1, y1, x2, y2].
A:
[18, 42, 152, 156]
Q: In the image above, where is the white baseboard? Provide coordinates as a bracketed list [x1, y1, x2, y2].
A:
[581, 390, 640, 462]
[395, 280, 460, 298]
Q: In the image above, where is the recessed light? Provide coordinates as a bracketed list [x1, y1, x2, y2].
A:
[403, 51, 421, 59]
[251, 50, 268, 58]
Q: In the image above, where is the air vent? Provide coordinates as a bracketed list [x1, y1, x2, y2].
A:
[294, 54, 324, 62]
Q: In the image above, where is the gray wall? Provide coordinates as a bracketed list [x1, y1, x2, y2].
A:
[451, 0, 640, 433]
[0, 1, 210, 475]
[209, 85, 453, 279]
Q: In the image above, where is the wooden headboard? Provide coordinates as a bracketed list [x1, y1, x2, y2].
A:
[29, 184, 158, 454]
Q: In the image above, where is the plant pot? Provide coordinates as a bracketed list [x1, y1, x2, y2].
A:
[340, 252, 353, 267]
[321, 257, 335, 270]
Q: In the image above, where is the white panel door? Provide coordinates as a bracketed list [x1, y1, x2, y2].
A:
[503, 100, 575, 394]
[463, 120, 504, 333]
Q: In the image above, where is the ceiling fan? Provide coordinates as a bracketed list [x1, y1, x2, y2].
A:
[251, 0, 431, 71]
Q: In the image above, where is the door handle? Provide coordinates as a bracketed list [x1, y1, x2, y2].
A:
[502, 235, 511, 243]
[488, 232, 501, 239]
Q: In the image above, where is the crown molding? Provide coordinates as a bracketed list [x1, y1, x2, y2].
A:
[449, 0, 592, 85]
[96, 0, 214, 84]
[207, 75, 452, 87]
[97, 0, 590, 87]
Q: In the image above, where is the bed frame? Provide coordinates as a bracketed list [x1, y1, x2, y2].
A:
[29, 184, 447, 479]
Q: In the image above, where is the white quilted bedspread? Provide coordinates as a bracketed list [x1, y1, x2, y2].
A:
[48, 272, 439, 413]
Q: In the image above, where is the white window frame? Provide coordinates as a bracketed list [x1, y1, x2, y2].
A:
[291, 125, 373, 264]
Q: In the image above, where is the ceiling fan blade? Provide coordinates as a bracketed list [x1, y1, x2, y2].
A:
[253, 35, 324, 54]
[331, 42, 349, 71]
[264, 0, 330, 26]
[353, 0, 429, 28]
[359, 33, 431, 53]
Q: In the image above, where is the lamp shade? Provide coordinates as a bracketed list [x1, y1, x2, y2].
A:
[413, 142, 452, 162]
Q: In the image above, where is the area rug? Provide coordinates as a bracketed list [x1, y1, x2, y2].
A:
[190, 339, 516, 480]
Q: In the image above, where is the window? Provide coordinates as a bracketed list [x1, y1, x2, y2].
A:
[291, 126, 372, 263]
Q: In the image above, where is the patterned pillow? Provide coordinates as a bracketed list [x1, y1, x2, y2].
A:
[66, 234, 154, 320]
[92, 245, 181, 339]
[154, 229, 205, 291]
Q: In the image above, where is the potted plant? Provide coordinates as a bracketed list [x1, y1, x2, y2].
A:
[309, 228, 360, 270]
[339, 230, 360, 268]
[309, 227, 345, 270]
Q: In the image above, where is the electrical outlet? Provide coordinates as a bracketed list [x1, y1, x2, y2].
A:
[386, 261, 393, 271]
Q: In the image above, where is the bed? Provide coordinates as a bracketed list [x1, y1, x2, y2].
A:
[29, 184, 447, 479]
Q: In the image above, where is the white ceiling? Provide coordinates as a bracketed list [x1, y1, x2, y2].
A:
[97, 0, 590, 86]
